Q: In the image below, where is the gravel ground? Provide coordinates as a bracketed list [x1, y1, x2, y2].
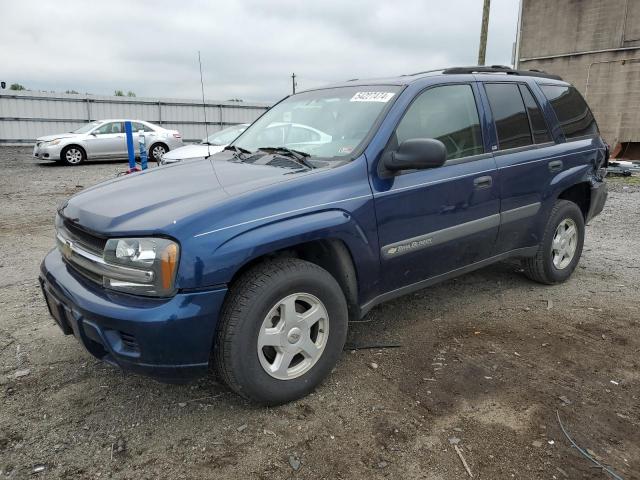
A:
[1, 147, 639, 479]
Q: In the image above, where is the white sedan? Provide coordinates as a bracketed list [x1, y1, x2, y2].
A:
[33, 119, 183, 166]
[160, 124, 249, 164]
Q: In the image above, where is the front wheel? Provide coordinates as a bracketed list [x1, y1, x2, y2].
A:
[213, 258, 348, 405]
[60, 145, 85, 166]
[522, 200, 585, 284]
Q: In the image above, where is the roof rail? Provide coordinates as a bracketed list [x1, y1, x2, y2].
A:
[442, 65, 562, 80]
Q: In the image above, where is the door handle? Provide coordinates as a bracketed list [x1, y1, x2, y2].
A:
[473, 176, 493, 189]
[548, 160, 563, 172]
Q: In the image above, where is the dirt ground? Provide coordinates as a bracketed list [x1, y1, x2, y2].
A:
[1, 147, 639, 480]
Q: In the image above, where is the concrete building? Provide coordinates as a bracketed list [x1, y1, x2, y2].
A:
[516, 0, 640, 156]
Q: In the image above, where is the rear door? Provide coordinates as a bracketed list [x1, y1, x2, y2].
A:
[371, 83, 500, 293]
[86, 121, 126, 157]
[481, 82, 556, 254]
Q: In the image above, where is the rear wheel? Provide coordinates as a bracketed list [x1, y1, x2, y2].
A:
[60, 145, 85, 166]
[149, 143, 168, 163]
[522, 200, 585, 284]
[214, 258, 348, 405]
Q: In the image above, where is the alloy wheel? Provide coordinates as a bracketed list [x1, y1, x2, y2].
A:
[257, 293, 329, 380]
[551, 218, 578, 269]
[152, 145, 166, 161]
[65, 148, 83, 164]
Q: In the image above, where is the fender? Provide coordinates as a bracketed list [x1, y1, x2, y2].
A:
[184, 208, 378, 293]
[548, 164, 592, 200]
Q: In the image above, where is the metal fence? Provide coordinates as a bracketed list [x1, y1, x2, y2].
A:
[0, 90, 271, 144]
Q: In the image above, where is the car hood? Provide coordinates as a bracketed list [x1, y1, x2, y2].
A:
[161, 143, 225, 161]
[37, 133, 81, 142]
[60, 154, 313, 235]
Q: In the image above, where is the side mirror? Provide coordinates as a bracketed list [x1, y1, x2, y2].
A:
[384, 138, 447, 172]
[90, 131, 97, 136]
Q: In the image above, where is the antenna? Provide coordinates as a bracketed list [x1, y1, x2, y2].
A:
[198, 51, 211, 157]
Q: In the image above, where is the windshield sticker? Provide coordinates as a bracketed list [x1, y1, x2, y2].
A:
[350, 91, 395, 103]
[339, 146, 354, 154]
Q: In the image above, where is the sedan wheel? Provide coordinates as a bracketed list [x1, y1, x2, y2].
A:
[61, 146, 85, 166]
[151, 144, 167, 162]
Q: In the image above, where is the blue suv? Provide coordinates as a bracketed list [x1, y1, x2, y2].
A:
[40, 66, 608, 405]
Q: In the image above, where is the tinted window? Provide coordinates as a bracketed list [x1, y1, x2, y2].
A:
[485, 83, 532, 150]
[396, 84, 483, 160]
[540, 85, 598, 139]
[519, 85, 552, 143]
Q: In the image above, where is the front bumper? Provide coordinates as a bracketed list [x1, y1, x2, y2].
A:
[33, 142, 63, 160]
[39, 248, 227, 382]
[587, 180, 608, 222]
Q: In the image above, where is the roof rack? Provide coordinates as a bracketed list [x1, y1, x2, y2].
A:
[442, 65, 562, 80]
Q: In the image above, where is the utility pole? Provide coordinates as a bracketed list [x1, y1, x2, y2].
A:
[478, 0, 491, 66]
[291, 73, 297, 94]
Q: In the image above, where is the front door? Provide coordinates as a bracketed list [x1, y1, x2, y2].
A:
[86, 121, 125, 157]
[371, 83, 500, 294]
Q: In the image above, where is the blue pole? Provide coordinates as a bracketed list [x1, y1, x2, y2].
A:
[124, 121, 136, 171]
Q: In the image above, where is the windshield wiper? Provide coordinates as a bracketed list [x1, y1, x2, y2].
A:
[221, 145, 252, 160]
[258, 146, 315, 169]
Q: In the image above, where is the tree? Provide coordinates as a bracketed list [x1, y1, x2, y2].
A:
[65, 89, 79, 94]
[114, 90, 125, 96]
[10, 83, 26, 91]
[126, 91, 136, 97]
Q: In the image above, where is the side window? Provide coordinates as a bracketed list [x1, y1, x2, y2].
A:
[540, 85, 598, 139]
[395, 84, 484, 161]
[485, 83, 532, 150]
[94, 122, 115, 135]
[132, 122, 148, 132]
[518, 85, 552, 144]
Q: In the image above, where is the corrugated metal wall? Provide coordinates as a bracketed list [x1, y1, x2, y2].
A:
[0, 91, 271, 144]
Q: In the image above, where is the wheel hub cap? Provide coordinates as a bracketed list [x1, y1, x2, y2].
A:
[287, 327, 302, 344]
[551, 218, 578, 270]
[257, 293, 329, 380]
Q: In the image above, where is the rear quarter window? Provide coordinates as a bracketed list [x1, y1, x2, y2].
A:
[540, 85, 599, 140]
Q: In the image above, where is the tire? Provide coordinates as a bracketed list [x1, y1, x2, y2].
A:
[214, 258, 348, 405]
[60, 145, 86, 166]
[522, 200, 585, 284]
[149, 143, 168, 163]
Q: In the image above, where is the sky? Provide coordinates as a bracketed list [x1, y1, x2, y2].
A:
[1, 0, 520, 103]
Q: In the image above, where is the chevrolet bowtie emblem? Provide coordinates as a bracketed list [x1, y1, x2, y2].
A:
[61, 239, 73, 260]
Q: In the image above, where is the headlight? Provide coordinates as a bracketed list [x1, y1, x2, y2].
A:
[48, 139, 61, 146]
[103, 238, 179, 296]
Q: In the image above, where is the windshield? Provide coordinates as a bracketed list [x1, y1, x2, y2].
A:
[72, 121, 102, 134]
[204, 125, 247, 145]
[232, 86, 401, 158]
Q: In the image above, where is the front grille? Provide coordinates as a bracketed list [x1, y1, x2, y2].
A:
[66, 259, 103, 285]
[62, 219, 107, 255]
